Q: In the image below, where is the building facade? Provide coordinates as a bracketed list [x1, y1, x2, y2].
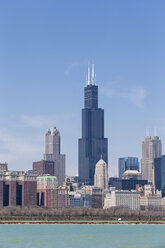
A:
[0, 172, 37, 208]
[118, 157, 139, 179]
[141, 136, 162, 185]
[33, 160, 54, 176]
[161, 155, 165, 197]
[94, 158, 108, 190]
[154, 157, 161, 191]
[104, 190, 140, 210]
[44, 127, 65, 186]
[78, 65, 108, 185]
[37, 175, 58, 208]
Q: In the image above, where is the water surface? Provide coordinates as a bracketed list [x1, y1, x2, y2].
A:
[0, 224, 164, 248]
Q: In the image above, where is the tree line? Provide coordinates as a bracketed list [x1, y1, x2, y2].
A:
[0, 206, 165, 220]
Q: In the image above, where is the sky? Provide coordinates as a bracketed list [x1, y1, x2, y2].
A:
[0, 0, 165, 176]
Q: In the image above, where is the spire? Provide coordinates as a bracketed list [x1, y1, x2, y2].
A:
[146, 128, 150, 137]
[154, 127, 157, 137]
[92, 63, 95, 85]
[88, 62, 91, 85]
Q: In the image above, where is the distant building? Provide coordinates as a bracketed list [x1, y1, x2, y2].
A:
[121, 179, 148, 191]
[37, 175, 58, 208]
[109, 177, 122, 189]
[153, 155, 165, 196]
[44, 127, 65, 186]
[33, 160, 54, 176]
[69, 192, 92, 208]
[91, 187, 103, 208]
[0, 162, 8, 172]
[78, 64, 108, 186]
[122, 170, 142, 180]
[57, 186, 69, 208]
[161, 155, 165, 197]
[0, 172, 37, 208]
[154, 157, 161, 190]
[118, 157, 139, 179]
[140, 196, 162, 209]
[104, 190, 140, 210]
[109, 177, 148, 191]
[141, 135, 162, 185]
[69, 192, 83, 207]
[94, 157, 108, 190]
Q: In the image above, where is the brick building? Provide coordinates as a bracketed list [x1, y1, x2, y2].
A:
[37, 175, 58, 208]
[0, 172, 37, 207]
[57, 186, 69, 208]
[33, 160, 54, 176]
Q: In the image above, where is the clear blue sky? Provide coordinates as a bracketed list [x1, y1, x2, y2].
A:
[0, 0, 164, 176]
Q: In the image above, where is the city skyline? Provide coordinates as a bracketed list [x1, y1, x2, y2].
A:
[0, 1, 165, 176]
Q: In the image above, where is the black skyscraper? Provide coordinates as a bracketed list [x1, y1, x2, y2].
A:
[78, 64, 108, 185]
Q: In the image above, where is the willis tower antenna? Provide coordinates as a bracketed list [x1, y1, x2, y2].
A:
[78, 63, 108, 185]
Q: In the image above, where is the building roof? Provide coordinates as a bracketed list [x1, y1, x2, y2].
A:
[123, 170, 140, 175]
[96, 158, 107, 167]
[37, 175, 58, 181]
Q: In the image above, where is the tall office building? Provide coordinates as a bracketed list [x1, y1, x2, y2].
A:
[118, 157, 139, 179]
[154, 157, 161, 191]
[94, 157, 108, 190]
[44, 127, 65, 186]
[141, 135, 162, 185]
[78, 64, 108, 185]
[154, 155, 165, 196]
[161, 155, 165, 197]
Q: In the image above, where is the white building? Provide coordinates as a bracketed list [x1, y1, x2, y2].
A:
[140, 196, 162, 208]
[104, 190, 140, 210]
[94, 158, 108, 190]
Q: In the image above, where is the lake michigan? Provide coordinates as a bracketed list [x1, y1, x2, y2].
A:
[0, 224, 164, 248]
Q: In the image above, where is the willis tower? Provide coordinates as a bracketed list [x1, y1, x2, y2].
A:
[78, 64, 108, 185]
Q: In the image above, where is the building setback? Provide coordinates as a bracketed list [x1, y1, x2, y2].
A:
[33, 160, 54, 176]
[78, 64, 108, 185]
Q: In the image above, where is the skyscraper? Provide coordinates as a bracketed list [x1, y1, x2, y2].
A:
[118, 157, 139, 179]
[94, 157, 108, 190]
[78, 64, 108, 185]
[141, 135, 162, 185]
[154, 155, 165, 196]
[44, 127, 65, 186]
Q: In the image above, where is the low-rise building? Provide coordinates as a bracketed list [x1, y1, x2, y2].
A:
[37, 175, 58, 208]
[69, 192, 92, 208]
[58, 186, 69, 208]
[0, 171, 37, 208]
[104, 190, 140, 210]
[140, 195, 162, 209]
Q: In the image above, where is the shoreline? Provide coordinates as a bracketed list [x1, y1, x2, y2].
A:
[0, 220, 165, 224]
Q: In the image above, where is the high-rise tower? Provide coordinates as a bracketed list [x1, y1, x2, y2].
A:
[141, 135, 162, 185]
[78, 64, 108, 185]
[44, 127, 65, 186]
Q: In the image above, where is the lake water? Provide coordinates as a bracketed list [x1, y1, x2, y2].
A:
[0, 224, 164, 248]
